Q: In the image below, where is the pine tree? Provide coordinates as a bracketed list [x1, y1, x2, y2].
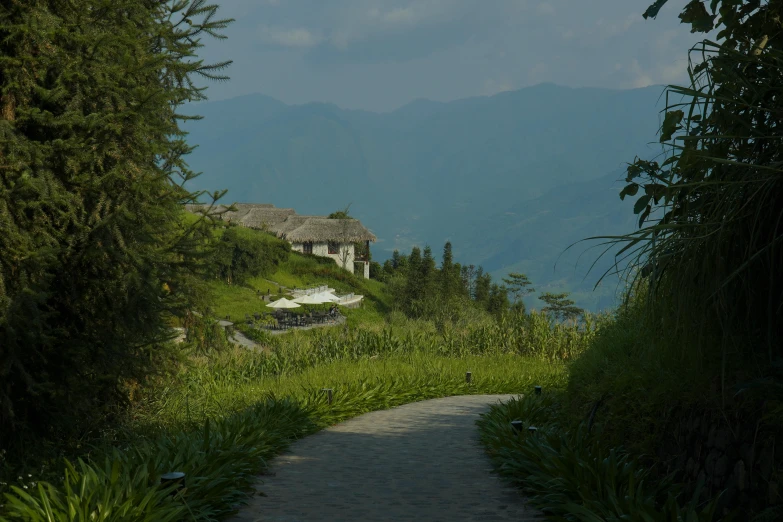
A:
[440, 241, 460, 299]
[502, 272, 535, 313]
[404, 246, 423, 315]
[473, 267, 491, 307]
[391, 250, 402, 269]
[539, 292, 583, 323]
[487, 283, 510, 319]
[420, 245, 437, 299]
[0, 0, 233, 444]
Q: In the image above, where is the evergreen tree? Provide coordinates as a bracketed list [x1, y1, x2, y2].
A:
[0, 0, 233, 443]
[396, 252, 409, 273]
[502, 272, 535, 313]
[473, 267, 491, 307]
[382, 259, 394, 276]
[539, 292, 583, 323]
[391, 250, 402, 269]
[487, 283, 510, 319]
[440, 241, 460, 299]
[420, 245, 437, 299]
[404, 246, 423, 315]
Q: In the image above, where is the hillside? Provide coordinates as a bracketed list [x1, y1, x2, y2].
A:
[181, 83, 666, 310]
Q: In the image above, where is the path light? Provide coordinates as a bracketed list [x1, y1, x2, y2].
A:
[160, 472, 186, 495]
[322, 388, 333, 405]
[465, 371, 472, 384]
[528, 426, 538, 435]
[535, 385, 542, 395]
[511, 420, 523, 433]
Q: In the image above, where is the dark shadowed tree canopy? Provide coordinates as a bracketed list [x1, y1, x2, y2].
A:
[0, 0, 233, 444]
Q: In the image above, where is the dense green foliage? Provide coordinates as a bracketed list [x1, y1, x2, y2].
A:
[0, 0, 231, 447]
[552, 0, 783, 517]
[607, 0, 783, 360]
[477, 394, 729, 521]
[210, 226, 289, 285]
[380, 241, 508, 321]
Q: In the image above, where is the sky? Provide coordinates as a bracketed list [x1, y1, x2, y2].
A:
[193, 0, 711, 112]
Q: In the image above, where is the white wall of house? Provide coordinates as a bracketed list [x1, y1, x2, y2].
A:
[290, 242, 356, 272]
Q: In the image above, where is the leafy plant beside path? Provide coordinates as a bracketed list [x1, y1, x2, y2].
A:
[476, 394, 731, 522]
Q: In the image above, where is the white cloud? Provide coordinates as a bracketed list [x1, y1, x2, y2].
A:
[257, 26, 322, 48]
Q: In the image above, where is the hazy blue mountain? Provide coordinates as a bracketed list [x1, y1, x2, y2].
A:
[469, 169, 640, 312]
[182, 83, 665, 310]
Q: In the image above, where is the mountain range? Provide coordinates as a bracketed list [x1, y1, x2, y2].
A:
[181, 83, 667, 311]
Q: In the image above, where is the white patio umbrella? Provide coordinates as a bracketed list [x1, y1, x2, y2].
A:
[312, 291, 340, 303]
[292, 294, 328, 304]
[266, 297, 301, 309]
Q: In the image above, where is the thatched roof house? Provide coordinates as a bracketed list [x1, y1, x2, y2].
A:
[184, 203, 278, 222]
[238, 207, 296, 229]
[283, 217, 377, 243]
[183, 203, 377, 279]
[269, 215, 321, 237]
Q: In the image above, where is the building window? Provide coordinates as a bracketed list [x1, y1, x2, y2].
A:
[328, 241, 339, 255]
[303, 242, 313, 254]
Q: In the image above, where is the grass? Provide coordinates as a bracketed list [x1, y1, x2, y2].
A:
[1, 344, 565, 521]
[9, 213, 750, 520]
[206, 247, 392, 326]
[476, 393, 729, 521]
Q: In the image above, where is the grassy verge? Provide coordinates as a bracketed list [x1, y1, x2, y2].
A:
[476, 393, 728, 521]
[474, 289, 782, 521]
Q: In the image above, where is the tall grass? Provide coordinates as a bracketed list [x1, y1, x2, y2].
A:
[477, 394, 731, 521]
[1, 310, 577, 521]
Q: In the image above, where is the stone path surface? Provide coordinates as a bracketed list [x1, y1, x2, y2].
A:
[231, 395, 541, 522]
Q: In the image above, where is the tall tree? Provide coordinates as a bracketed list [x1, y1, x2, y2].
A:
[502, 272, 535, 313]
[440, 241, 461, 299]
[0, 0, 233, 443]
[391, 250, 402, 269]
[539, 292, 583, 323]
[404, 246, 423, 315]
[420, 245, 437, 299]
[473, 267, 491, 307]
[487, 283, 510, 319]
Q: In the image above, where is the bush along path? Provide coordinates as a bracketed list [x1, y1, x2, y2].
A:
[231, 395, 542, 522]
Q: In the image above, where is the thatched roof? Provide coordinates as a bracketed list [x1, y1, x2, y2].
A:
[284, 217, 377, 243]
[184, 203, 277, 221]
[270, 215, 321, 237]
[184, 203, 231, 215]
[184, 203, 376, 243]
[238, 207, 296, 228]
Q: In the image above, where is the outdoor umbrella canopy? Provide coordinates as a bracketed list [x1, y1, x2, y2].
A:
[312, 291, 340, 303]
[292, 294, 328, 304]
[267, 297, 301, 309]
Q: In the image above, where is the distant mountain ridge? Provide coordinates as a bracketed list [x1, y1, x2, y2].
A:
[182, 83, 666, 311]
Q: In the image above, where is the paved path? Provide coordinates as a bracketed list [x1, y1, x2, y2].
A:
[231, 395, 541, 522]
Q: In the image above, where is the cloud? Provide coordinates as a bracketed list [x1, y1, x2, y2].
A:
[257, 25, 322, 48]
